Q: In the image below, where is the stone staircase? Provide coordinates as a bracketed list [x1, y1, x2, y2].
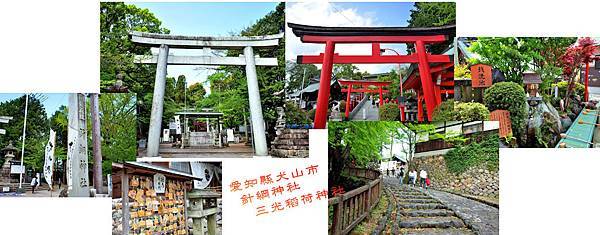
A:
[389, 185, 474, 235]
[0, 182, 50, 193]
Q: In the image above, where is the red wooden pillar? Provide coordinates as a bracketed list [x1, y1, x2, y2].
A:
[417, 93, 424, 122]
[345, 85, 352, 119]
[434, 84, 442, 104]
[584, 62, 589, 102]
[399, 105, 405, 122]
[378, 86, 383, 106]
[314, 41, 335, 129]
[415, 40, 437, 121]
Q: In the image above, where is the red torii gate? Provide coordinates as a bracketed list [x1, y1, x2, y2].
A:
[289, 23, 455, 128]
[338, 79, 391, 119]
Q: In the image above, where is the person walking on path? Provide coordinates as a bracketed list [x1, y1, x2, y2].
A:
[408, 170, 416, 187]
[419, 169, 428, 189]
[30, 175, 38, 194]
[391, 168, 396, 177]
[386, 168, 390, 176]
[398, 168, 405, 185]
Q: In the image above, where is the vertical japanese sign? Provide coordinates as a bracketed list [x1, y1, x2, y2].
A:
[43, 129, 56, 189]
[154, 173, 166, 194]
[470, 64, 493, 88]
[67, 93, 90, 197]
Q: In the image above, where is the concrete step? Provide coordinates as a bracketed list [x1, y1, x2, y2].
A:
[399, 209, 455, 217]
[399, 203, 448, 210]
[399, 216, 466, 229]
[398, 228, 474, 235]
[396, 195, 434, 200]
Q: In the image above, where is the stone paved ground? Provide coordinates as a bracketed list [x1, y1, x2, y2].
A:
[417, 187, 499, 235]
[351, 100, 379, 121]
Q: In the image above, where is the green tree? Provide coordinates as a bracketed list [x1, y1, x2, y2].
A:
[100, 2, 170, 92]
[407, 2, 456, 54]
[333, 64, 362, 80]
[286, 61, 319, 92]
[98, 93, 137, 174]
[0, 95, 49, 174]
[469, 37, 575, 84]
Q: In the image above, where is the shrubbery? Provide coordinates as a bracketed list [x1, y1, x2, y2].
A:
[444, 132, 499, 174]
[556, 81, 585, 97]
[339, 100, 346, 113]
[455, 102, 490, 122]
[284, 101, 310, 124]
[432, 100, 456, 122]
[432, 101, 490, 122]
[483, 82, 527, 139]
[379, 103, 399, 121]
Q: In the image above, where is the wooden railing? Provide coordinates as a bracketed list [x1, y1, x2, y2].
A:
[329, 168, 382, 235]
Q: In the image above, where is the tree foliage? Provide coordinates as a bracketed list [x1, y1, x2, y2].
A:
[100, 2, 170, 92]
[407, 2, 455, 54]
[98, 93, 137, 174]
[469, 37, 576, 84]
[559, 37, 597, 109]
[0, 95, 49, 172]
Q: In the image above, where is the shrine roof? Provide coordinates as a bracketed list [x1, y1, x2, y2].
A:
[113, 162, 202, 181]
[288, 23, 455, 37]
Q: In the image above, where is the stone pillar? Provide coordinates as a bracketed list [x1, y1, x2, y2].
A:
[90, 93, 103, 194]
[243, 46, 268, 156]
[147, 44, 169, 157]
[68, 94, 90, 197]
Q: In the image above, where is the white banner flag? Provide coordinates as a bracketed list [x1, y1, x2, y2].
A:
[43, 129, 56, 190]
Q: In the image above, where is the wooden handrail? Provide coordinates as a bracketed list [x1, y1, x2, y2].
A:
[329, 168, 383, 235]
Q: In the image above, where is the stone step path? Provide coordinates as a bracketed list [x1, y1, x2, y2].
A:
[389, 184, 474, 235]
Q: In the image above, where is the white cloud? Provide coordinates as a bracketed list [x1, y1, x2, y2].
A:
[286, 2, 406, 75]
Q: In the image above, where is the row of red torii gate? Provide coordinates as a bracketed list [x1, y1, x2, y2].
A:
[289, 23, 455, 127]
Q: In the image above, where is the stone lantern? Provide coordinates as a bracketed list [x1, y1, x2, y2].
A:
[1, 141, 18, 183]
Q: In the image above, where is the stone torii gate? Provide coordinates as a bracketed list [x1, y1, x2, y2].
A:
[131, 31, 283, 157]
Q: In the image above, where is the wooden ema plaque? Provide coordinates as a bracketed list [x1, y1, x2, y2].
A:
[490, 110, 512, 138]
[470, 64, 493, 88]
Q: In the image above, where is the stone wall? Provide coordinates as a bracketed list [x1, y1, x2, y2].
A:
[270, 129, 309, 158]
[410, 155, 499, 198]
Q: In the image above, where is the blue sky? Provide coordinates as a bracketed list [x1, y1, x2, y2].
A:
[129, 2, 280, 92]
[286, 2, 416, 74]
[0, 93, 68, 118]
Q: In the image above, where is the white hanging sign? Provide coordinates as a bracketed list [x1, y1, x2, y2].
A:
[43, 129, 56, 190]
[174, 115, 182, 135]
[154, 173, 166, 194]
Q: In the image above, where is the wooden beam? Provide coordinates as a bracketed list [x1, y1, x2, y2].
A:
[134, 55, 279, 66]
[298, 53, 451, 64]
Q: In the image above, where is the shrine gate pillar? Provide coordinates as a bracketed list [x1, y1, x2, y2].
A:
[415, 40, 436, 121]
[345, 85, 352, 119]
[314, 41, 335, 129]
[244, 46, 268, 156]
[147, 44, 169, 157]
